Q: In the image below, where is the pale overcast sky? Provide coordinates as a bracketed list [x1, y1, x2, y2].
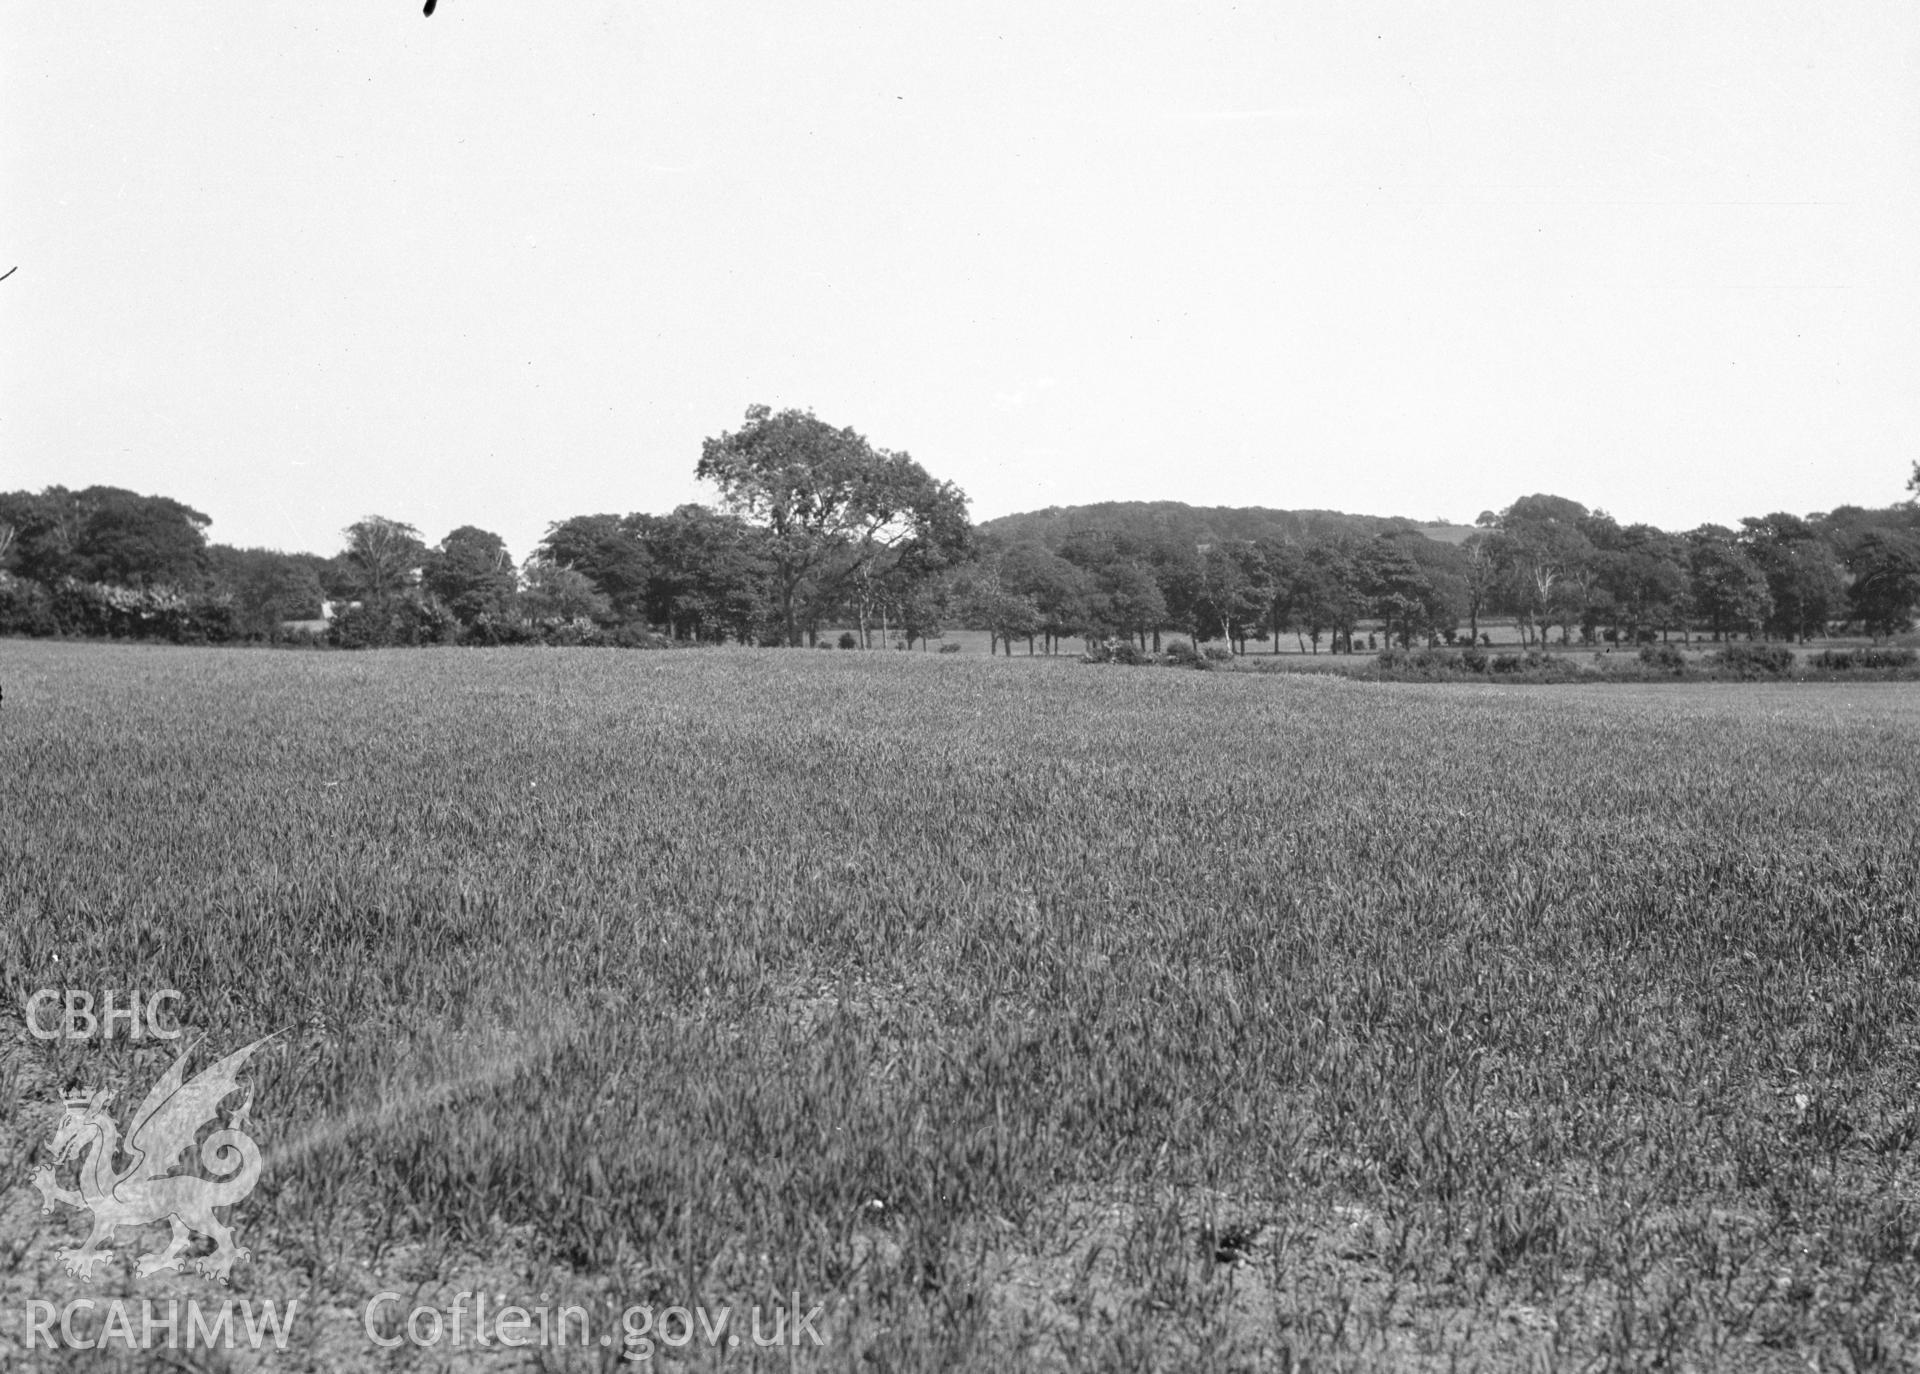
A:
[4, 2, 1915, 561]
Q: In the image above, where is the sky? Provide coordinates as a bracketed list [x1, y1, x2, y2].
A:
[3, 2, 1916, 562]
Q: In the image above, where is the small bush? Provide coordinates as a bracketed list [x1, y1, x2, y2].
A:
[1376, 646, 1459, 675]
[603, 625, 677, 649]
[1460, 646, 1488, 673]
[1083, 639, 1150, 666]
[1639, 643, 1686, 675]
[1160, 640, 1214, 670]
[534, 616, 605, 648]
[1487, 650, 1575, 677]
[1202, 645, 1233, 662]
[1714, 642, 1795, 677]
[462, 614, 537, 647]
[0, 575, 59, 636]
[837, 632, 859, 650]
[938, 642, 961, 654]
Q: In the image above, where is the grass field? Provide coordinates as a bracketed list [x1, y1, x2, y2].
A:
[3, 642, 1920, 1370]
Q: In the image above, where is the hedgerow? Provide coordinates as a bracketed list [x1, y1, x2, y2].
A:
[0, 575, 241, 642]
[1713, 641, 1796, 677]
[1811, 646, 1918, 671]
[1370, 645, 1584, 681]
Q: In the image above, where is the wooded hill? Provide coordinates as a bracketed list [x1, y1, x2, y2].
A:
[977, 502, 1437, 551]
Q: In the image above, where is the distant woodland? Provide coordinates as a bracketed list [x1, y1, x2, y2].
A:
[4, 408, 1917, 653]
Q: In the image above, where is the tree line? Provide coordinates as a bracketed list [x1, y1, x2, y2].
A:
[972, 488, 1920, 656]
[2, 407, 1917, 650]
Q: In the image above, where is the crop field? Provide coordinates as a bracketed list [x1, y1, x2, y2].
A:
[3, 641, 1920, 1371]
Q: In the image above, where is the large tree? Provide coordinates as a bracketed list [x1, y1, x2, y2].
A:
[340, 516, 427, 605]
[0, 487, 92, 584]
[1294, 538, 1367, 653]
[1686, 527, 1772, 640]
[203, 545, 327, 636]
[1739, 514, 1846, 642]
[75, 488, 211, 587]
[1598, 524, 1689, 641]
[1491, 495, 1595, 647]
[696, 405, 970, 646]
[1058, 529, 1167, 648]
[956, 568, 1043, 656]
[1203, 541, 1276, 652]
[1358, 533, 1458, 648]
[1846, 532, 1920, 639]
[0, 486, 210, 588]
[992, 540, 1091, 653]
[631, 504, 771, 642]
[533, 514, 652, 621]
[891, 574, 955, 650]
[424, 526, 519, 627]
[519, 562, 614, 623]
[1257, 539, 1308, 652]
[1460, 534, 1501, 645]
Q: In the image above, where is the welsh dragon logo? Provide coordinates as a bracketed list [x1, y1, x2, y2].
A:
[31, 1036, 274, 1283]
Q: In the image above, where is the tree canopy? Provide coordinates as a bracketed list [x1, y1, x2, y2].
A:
[0, 485, 210, 588]
[696, 404, 971, 646]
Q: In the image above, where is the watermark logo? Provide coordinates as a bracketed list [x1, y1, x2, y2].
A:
[363, 1293, 827, 1360]
[26, 988, 183, 1041]
[31, 1034, 274, 1284]
[23, 1298, 299, 1352]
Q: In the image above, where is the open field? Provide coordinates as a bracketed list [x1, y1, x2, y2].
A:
[4, 642, 1920, 1370]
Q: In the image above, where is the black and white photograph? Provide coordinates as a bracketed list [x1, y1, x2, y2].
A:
[4, 3, 1919, 1368]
